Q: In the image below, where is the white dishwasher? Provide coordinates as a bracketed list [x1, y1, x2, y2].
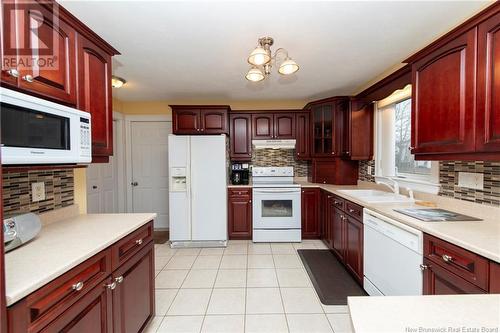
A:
[363, 209, 423, 296]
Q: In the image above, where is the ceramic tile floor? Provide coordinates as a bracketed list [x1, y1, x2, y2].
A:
[146, 240, 354, 333]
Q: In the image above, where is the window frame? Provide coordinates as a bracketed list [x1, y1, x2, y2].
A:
[374, 85, 440, 194]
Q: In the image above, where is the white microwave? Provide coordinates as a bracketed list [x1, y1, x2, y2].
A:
[0, 88, 91, 165]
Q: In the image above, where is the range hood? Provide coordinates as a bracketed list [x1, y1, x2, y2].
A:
[252, 139, 296, 149]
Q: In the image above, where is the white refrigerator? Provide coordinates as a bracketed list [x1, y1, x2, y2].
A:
[168, 134, 228, 247]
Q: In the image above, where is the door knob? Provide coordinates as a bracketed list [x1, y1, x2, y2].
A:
[131, 181, 138, 186]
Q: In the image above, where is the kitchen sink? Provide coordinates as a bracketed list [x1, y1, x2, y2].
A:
[337, 189, 414, 204]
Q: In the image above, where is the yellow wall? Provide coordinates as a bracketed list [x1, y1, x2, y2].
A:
[74, 98, 308, 213]
[73, 168, 87, 214]
[116, 99, 308, 115]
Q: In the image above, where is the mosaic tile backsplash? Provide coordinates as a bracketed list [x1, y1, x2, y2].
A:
[250, 148, 310, 177]
[358, 160, 500, 207]
[3, 169, 74, 218]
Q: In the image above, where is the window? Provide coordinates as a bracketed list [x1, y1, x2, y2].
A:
[375, 85, 439, 193]
[394, 99, 431, 178]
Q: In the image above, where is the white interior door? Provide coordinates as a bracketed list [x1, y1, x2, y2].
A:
[87, 121, 119, 214]
[130, 121, 171, 229]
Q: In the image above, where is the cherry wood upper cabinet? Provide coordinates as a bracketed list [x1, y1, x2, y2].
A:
[230, 113, 252, 161]
[301, 188, 320, 239]
[1, 0, 21, 87]
[252, 114, 274, 139]
[227, 188, 252, 240]
[295, 112, 310, 160]
[476, 11, 500, 153]
[342, 99, 373, 160]
[19, 2, 77, 105]
[310, 98, 347, 157]
[489, 261, 500, 293]
[77, 35, 113, 159]
[171, 106, 229, 135]
[173, 108, 201, 134]
[411, 28, 477, 156]
[274, 113, 295, 139]
[0, 156, 5, 333]
[405, 2, 500, 160]
[0, 1, 77, 105]
[200, 108, 228, 134]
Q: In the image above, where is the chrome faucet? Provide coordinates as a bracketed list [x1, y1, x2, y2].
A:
[375, 178, 400, 195]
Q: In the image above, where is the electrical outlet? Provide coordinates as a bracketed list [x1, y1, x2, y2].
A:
[31, 182, 46, 202]
[367, 166, 373, 175]
[458, 172, 484, 190]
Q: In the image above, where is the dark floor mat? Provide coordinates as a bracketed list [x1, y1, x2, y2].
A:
[297, 249, 367, 305]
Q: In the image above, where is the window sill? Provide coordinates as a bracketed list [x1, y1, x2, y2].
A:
[375, 175, 440, 195]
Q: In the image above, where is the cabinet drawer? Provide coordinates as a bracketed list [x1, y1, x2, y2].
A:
[331, 195, 345, 211]
[228, 188, 252, 198]
[424, 234, 488, 290]
[9, 249, 112, 332]
[111, 222, 153, 271]
[345, 201, 363, 220]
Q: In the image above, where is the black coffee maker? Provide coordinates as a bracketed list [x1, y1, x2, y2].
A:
[231, 163, 250, 185]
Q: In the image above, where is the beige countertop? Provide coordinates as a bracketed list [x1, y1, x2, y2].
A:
[4, 211, 156, 306]
[348, 294, 500, 333]
[296, 179, 500, 263]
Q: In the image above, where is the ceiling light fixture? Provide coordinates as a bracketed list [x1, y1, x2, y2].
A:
[245, 37, 299, 82]
[111, 76, 126, 88]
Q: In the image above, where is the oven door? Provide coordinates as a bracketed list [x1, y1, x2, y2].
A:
[252, 187, 301, 229]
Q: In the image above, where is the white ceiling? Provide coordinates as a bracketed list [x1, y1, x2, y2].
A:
[61, 1, 490, 102]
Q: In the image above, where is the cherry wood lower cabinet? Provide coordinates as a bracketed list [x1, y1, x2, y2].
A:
[422, 233, 500, 295]
[228, 188, 252, 240]
[320, 192, 364, 285]
[301, 188, 320, 239]
[7, 222, 155, 333]
[422, 258, 487, 295]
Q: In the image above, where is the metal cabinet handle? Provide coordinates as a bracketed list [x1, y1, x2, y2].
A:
[348, 208, 355, 213]
[136, 239, 143, 245]
[115, 276, 124, 284]
[420, 264, 429, 271]
[6, 68, 19, 77]
[22, 74, 34, 82]
[442, 254, 454, 263]
[131, 181, 138, 186]
[72, 281, 84, 291]
[105, 281, 117, 290]
[249, 200, 252, 203]
[92, 185, 97, 189]
[327, 195, 332, 199]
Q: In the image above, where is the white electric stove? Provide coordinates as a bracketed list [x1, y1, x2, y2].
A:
[252, 167, 301, 242]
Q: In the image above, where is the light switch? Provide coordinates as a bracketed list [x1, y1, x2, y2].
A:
[32, 182, 46, 202]
[458, 172, 484, 190]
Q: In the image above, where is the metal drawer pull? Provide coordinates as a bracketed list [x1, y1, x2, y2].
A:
[442, 254, 454, 263]
[115, 276, 124, 284]
[334, 201, 341, 205]
[22, 74, 34, 82]
[348, 208, 355, 213]
[105, 282, 117, 290]
[6, 68, 19, 77]
[419, 264, 429, 271]
[72, 281, 84, 291]
[136, 239, 143, 245]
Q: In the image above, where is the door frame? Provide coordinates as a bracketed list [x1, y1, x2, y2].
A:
[124, 114, 173, 213]
[86, 111, 126, 213]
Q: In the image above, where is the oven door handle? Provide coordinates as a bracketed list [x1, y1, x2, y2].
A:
[253, 189, 300, 193]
